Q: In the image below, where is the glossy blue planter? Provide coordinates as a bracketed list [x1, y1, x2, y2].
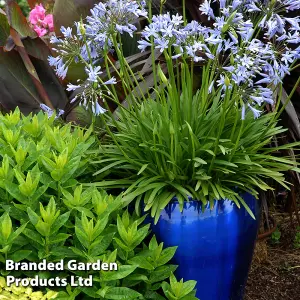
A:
[147, 193, 260, 300]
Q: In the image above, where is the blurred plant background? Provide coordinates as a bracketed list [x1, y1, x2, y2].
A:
[0, 0, 30, 15]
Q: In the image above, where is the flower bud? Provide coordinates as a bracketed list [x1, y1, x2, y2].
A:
[79, 23, 86, 35]
[224, 76, 231, 87]
[157, 64, 168, 86]
[222, 11, 237, 33]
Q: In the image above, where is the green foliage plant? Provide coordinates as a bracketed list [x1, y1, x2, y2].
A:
[0, 109, 197, 299]
[0, 191, 197, 299]
[0, 108, 95, 214]
[0, 107, 96, 264]
[271, 228, 281, 245]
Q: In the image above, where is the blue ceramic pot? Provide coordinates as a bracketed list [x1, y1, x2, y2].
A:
[146, 193, 260, 300]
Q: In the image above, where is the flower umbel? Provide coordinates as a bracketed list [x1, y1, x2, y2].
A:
[48, 0, 146, 111]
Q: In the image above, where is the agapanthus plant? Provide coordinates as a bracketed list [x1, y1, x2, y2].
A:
[48, 0, 300, 220]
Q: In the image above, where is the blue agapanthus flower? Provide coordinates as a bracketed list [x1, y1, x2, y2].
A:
[47, 0, 300, 118]
[48, 0, 146, 113]
[179, 0, 300, 118]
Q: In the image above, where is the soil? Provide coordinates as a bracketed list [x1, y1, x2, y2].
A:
[245, 248, 300, 300]
[245, 214, 300, 300]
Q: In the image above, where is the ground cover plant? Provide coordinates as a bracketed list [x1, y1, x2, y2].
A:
[0, 109, 197, 299]
[0, 197, 197, 299]
[0, 108, 95, 213]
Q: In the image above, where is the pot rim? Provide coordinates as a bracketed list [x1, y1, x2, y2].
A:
[167, 192, 256, 204]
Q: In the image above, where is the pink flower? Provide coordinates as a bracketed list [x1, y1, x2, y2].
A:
[29, 4, 46, 25]
[34, 25, 48, 37]
[42, 14, 54, 31]
[29, 4, 54, 36]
